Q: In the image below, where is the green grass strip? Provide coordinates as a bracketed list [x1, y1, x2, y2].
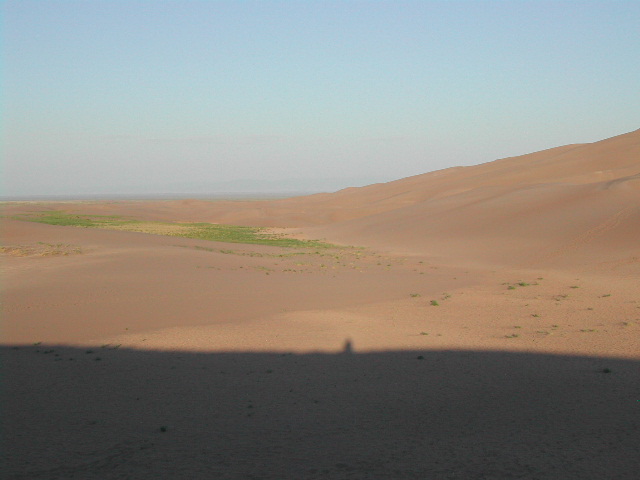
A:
[11, 211, 334, 248]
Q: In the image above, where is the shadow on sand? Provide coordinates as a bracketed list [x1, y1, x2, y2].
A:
[2, 345, 639, 479]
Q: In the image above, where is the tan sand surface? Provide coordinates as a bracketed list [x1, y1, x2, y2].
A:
[2, 129, 639, 478]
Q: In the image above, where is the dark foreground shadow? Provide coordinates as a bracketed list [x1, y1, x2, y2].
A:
[2, 346, 639, 479]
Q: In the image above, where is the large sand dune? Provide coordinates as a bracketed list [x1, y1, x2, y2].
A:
[2, 129, 639, 478]
[305, 128, 640, 268]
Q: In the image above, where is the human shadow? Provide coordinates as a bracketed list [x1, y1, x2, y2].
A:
[2, 345, 639, 479]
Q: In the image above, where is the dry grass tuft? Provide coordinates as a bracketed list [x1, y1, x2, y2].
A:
[0, 243, 83, 257]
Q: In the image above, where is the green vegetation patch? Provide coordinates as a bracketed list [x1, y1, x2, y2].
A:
[12, 211, 134, 228]
[12, 211, 335, 248]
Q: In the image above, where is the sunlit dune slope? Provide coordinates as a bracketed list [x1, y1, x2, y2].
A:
[297, 129, 640, 268]
[181, 128, 639, 235]
[260, 128, 639, 223]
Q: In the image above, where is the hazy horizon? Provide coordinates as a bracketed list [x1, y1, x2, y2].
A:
[3, 1, 639, 197]
[0, 174, 386, 201]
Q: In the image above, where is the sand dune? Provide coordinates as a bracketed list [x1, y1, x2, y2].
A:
[2, 129, 639, 478]
[304, 129, 640, 267]
[9, 129, 638, 268]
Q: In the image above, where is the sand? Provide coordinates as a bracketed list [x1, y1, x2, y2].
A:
[2, 129, 639, 478]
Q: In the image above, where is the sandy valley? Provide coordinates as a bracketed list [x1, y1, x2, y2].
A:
[2, 129, 639, 478]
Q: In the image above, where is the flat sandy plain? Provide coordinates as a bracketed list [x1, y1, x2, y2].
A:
[2, 129, 639, 479]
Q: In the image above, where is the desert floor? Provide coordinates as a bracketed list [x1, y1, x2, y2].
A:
[2, 195, 639, 479]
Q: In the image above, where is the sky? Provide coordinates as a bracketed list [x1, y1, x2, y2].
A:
[2, 0, 639, 197]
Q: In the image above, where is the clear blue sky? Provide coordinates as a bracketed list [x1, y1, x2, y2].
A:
[3, 0, 639, 196]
